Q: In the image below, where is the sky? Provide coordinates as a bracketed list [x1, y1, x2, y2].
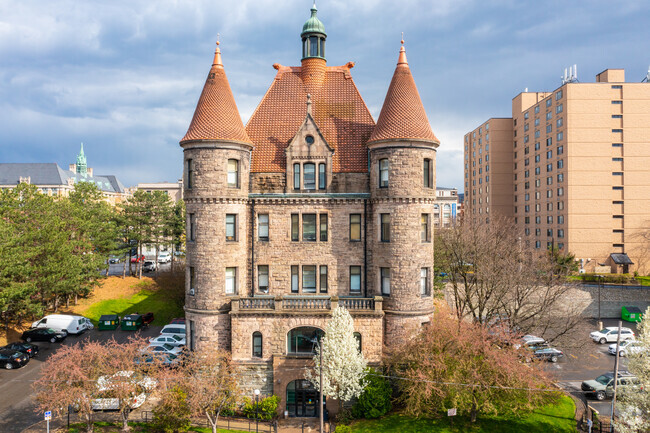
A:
[1, 1, 649, 192]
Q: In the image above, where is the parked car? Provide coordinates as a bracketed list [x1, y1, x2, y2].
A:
[169, 318, 186, 325]
[108, 256, 121, 264]
[0, 349, 30, 370]
[608, 340, 644, 357]
[581, 371, 640, 401]
[21, 328, 67, 343]
[149, 334, 186, 347]
[157, 252, 171, 264]
[147, 343, 183, 356]
[2, 342, 39, 358]
[32, 314, 93, 335]
[533, 347, 564, 363]
[160, 324, 186, 336]
[514, 335, 547, 349]
[590, 327, 635, 344]
[130, 255, 145, 263]
[143, 261, 157, 273]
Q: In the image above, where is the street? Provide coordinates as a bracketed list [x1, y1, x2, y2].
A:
[0, 326, 162, 433]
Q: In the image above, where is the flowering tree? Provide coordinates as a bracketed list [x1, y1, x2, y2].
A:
[307, 306, 367, 412]
[616, 306, 650, 432]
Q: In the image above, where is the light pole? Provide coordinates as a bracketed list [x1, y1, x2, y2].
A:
[596, 275, 603, 330]
[254, 389, 260, 433]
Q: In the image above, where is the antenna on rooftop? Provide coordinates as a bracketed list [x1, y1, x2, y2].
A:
[561, 64, 579, 84]
[643, 66, 650, 82]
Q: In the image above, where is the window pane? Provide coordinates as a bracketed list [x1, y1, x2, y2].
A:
[381, 214, 390, 242]
[320, 214, 328, 241]
[304, 163, 316, 190]
[310, 36, 318, 57]
[320, 265, 328, 293]
[288, 327, 323, 354]
[424, 159, 431, 188]
[350, 214, 361, 241]
[303, 266, 316, 293]
[226, 214, 236, 241]
[258, 214, 269, 240]
[303, 214, 316, 241]
[291, 214, 299, 241]
[291, 266, 299, 293]
[225, 267, 236, 294]
[420, 268, 429, 295]
[258, 265, 269, 292]
[189, 213, 195, 241]
[227, 159, 238, 187]
[379, 159, 389, 187]
[187, 159, 193, 189]
[381, 268, 390, 295]
[318, 163, 326, 190]
[253, 332, 262, 358]
[421, 214, 429, 242]
[350, 266, 361, 293]
[293, 164, 300, 190]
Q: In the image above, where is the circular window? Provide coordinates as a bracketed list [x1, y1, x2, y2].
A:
[305, 135, 315, 145]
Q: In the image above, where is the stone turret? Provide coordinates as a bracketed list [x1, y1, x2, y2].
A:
[180, 41, 253, 351]
[367, 41, 439, 346]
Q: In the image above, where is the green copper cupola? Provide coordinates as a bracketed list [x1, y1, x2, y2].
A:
[301, 2, 326, 60]
[76, 142, 88, 175]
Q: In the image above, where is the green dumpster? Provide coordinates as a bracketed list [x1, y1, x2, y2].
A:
[98, 314, 120, 331]
[622, 306, 643, 323]
[121, 314, 143, 331]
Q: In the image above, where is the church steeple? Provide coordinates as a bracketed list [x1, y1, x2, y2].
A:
[76, 143, 87, 175]
[301, 2, 326, 61]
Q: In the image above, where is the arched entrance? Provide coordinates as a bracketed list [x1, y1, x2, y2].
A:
[286, 379, 322, 417]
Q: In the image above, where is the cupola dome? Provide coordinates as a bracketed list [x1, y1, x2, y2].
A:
[301, 2, 326, 60]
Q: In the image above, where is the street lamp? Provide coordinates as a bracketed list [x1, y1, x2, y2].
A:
[596, 275, 603, 330]
[254, 389, 260, 433]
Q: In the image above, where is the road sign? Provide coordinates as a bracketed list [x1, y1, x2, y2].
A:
[44, 411, 52, 420]
[447, 408, 457, 417]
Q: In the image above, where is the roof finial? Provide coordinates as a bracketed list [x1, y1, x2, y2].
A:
[397, 33, 408, 66]
[213, 34, 223, 67]
[306, 93, 312, 116]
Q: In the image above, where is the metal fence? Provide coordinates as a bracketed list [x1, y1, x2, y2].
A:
[141, 411, 277, 433]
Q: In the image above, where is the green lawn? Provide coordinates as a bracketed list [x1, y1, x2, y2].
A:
[81, 282, 184, 326]
[66, 422, 248, 433]
[350, 396, 576, 433]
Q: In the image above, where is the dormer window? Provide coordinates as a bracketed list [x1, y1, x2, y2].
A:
[293, 164, 301, 190]
[304, 163, 316, 190]
[318, 163, 326, 189]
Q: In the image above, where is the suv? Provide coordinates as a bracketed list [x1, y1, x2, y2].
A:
[157, 253, 171, 264]
[608, 340, 644, 357]
[590, 327, 635, 344]
[581, 371, 640, 400]
[143, 261, 157, 272]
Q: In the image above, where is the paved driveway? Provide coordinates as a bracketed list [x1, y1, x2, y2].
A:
[0, 326, 162, 433]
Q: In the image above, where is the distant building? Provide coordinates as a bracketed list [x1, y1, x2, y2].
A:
[132, 180, 184, 203]
[464, 68, 650, 274]
[0, 144, 129, 204]
[434, 187, 459, 228]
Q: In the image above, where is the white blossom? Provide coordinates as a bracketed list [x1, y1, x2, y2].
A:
[307, 306, 368, 404]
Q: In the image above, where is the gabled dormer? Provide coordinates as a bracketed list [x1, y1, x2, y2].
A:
[285, 95, 333, 192]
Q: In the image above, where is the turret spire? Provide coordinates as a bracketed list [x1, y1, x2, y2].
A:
[213, 34, 222, 67]
[76, 142, 88, 175]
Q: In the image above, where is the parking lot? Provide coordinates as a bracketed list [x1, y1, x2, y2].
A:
[0, 325, 162, 433]
[106, 260, 177, 277]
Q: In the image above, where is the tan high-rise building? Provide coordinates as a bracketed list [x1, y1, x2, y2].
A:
[464, 69, 650, 274]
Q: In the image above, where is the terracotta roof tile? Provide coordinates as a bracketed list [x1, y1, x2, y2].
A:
[246, 64, 375, 173]
[368, 46, 438, 144]
[181, 48, 253, 146]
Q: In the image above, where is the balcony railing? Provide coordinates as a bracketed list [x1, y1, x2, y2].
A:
[232, 295, 382, 314]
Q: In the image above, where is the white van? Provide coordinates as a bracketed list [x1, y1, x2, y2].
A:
[160, 324, 186, 336]
[32, 315, 93, 335]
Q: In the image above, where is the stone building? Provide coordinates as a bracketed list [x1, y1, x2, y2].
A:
[180, 5, 439, 417]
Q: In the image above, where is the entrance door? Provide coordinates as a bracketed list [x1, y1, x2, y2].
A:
[286, 380, 320, 417]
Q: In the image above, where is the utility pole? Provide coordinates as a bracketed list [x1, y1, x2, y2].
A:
[319, 343, 324, 433]
[610, 320, 622, 429]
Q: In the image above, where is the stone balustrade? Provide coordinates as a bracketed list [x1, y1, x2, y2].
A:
[231, 295, 383, 314]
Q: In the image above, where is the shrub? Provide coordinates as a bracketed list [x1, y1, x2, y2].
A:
[242, 395, 280, 420]
[352, 368, 392, 419]
[152, 386, 191, 433]
[335, 425, 352, 433]
[581, 273, 637, 284]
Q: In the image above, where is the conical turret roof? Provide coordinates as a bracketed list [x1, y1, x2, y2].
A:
[181, 43, 253, 146]
[368, 42, 438, 145]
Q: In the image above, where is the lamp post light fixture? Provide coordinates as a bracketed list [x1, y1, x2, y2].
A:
[596, 275, 603, 329]
[254, 389, 260, 433]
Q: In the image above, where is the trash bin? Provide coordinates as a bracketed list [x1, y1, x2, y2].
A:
[121, 314, 144, 331]
[622, 306, 643, 323]
[98, 314, 120, 331]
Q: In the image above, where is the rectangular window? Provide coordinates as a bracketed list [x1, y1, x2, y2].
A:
[546, 112, 552, 121]
[558, 201, 564, 210]
[380, 267, 391, 296]
[557, 187, 564, 196]
[187, 159, 194, 189]
[612, 143, 623, 147]
[557, 132, 564, 141]
[189, 213, 196, 241]
[304, 163, 316, 190]
[303, 214, 317, 241]
[558, 215, 565, 223]
[557, 173, 564, 182]
[556, 104, 563, 113]
[227, 159, 239, 188]
[558, 229, 565, 238]
[319, 214, 328, 242]
[612, 114, 622, 119]
[318, 163, 326, 190]
[291, 214, 299, 241]
[320, 265, 328, 293]
[258, 214, 269, 241]
[612, 129, 623, 133]
[423, 159, 432, 188]
[379, 159, 389, 188]
[293, 163, 301, 190]
[380, 213, 390, 242]
[350, 266, 361, 294]
[556, 90, 563, 100]
[225, 267, 237, 294]
[189, 266, 195, 295]
[225, 214, 237, 241]
[291, 265, 299, 293]
[420, 268, 430, 296]
[421, 214, 430, 242]
[350, 214, 361, 241]
[302, 265, 316, 293]
[557, 146, 564, 155]
[556, 118, 563, 128]
[611, 100, 623, 104]
[258, 265, 269, 293]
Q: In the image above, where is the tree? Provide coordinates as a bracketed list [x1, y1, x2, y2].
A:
[547, 246, 579, 276]
[615, 306, 650, 432]
[152, 385, 191, 433]
[184, 349, 241, 433]
[307, 307, 367, 412]
[389, 308, 558, 422]
[352, 368, 392, 419]
[435, 216, 586, 345]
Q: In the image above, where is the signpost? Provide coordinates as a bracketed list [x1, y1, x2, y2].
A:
[448, 408, 457, 427]
[44, 411, 52, 433]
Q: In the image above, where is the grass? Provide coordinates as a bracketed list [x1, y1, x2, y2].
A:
[66, 422, 248, 433]
[637, 276, 650, 286]
[349, 396, 576, 433]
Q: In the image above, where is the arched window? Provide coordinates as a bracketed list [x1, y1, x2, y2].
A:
[252, 332, 262, 358]
[353, 332, 362, 353]
[287, 327, 324, 355]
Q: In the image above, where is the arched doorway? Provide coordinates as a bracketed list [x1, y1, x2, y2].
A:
[286, 379, 322, 417]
